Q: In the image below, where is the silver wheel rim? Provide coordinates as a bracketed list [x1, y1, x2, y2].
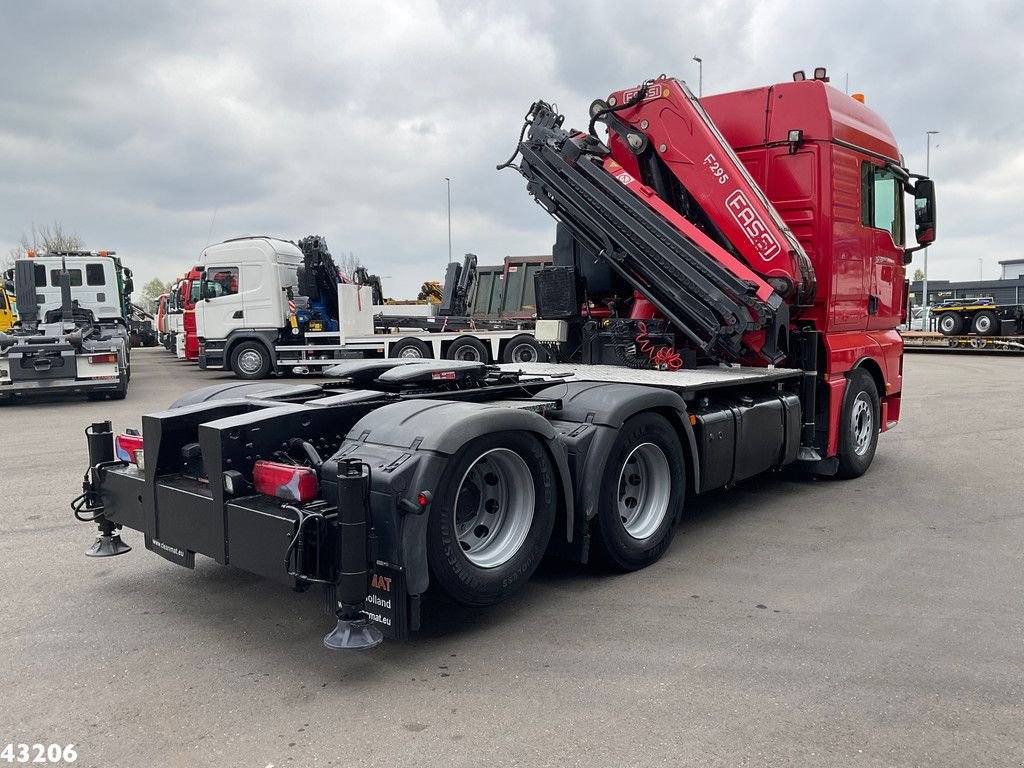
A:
[617, 442, 671, 540]
[454, 448, 534, 568]
[397, 345, 425, 358]
[940, 316, 955, 333]
[453, 344, 483, 362]
[510, 342, 538, 363]
[976, 316, 991, 333]
[237, 349, 264, 374]
[852, 392, 874, 456]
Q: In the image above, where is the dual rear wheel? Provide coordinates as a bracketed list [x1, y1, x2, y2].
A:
[427, 413, 687, 606]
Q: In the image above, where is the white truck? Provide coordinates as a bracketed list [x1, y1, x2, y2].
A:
[0, 253, 131, 402]
[195, 236, 543, 379]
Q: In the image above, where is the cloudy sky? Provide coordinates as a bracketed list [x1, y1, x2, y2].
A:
[1, 1, 1020, 297]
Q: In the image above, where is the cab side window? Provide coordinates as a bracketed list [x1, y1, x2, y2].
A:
[861, 162, 904, 246]
[86, 264, 106, 286]
[34, 265, 47, 287]
[204, 267, 239, 298]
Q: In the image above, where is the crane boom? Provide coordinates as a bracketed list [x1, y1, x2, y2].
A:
[509, 99, 789, 364]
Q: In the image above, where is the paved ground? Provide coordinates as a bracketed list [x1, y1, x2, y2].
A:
[1, 348, 1021, 767]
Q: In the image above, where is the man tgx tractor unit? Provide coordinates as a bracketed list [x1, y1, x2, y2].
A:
[2, 252, 132, 402]
[74, 70, 936, 649]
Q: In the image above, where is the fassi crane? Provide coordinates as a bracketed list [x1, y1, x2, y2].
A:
[502, 76, 817, 366]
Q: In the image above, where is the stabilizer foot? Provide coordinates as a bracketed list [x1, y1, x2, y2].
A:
[86, 533, 132, 557]
[323, 617, 383, 651]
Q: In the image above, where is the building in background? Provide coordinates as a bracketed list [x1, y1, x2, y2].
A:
[999, 258, 1024, 280]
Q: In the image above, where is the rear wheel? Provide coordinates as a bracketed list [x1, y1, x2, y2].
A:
[501, 334, 548, 364]
[389, 337, 431, 359]
[446, 336, 490, 363]
[230, 341, 271, 380]
[836, 369, 880, 479]
[937, 312, 964, 336]
[972, 310, 1000, 336]
[427, 431, 556, 606]
[594, 413, 685, 571]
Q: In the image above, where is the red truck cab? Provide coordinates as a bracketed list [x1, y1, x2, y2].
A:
[701, 80, 911, 452]
[180, 266, 203, 361]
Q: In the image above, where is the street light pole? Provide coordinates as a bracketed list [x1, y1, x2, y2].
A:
[443, 177, 452, 264]
[922, 130, 939, 326]
[692, 56, 703, 97]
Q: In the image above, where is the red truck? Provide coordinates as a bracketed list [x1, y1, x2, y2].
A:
[74, 69, 935, 649]
[179, 265, 202, 361]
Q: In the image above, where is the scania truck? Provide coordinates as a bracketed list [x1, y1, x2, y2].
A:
[74, 69, 935, 649]
[194, 236, 544, 379]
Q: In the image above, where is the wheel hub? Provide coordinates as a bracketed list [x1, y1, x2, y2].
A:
[453, 448, 534, 568]
[851, 393, 873, 456]
[238, 349, 263, 374]
[617, 442, 671, 540]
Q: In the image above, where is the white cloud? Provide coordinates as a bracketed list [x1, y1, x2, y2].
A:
[1, 0, 1021, 291]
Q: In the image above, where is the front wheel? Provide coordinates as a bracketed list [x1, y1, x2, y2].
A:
[427, 431, 556, 606]
[231, 341, 271, 380]
[594, 412, 685, 571]
[835, 369, 880, 479]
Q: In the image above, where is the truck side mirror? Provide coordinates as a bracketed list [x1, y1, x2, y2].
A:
[3, 279, 13, 295]
[913, 178, 936, 247]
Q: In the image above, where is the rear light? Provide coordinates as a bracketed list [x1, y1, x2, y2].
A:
[89, 353, 118, 364]
[114, 432, 144, 467]
[253, 460, 318, 502]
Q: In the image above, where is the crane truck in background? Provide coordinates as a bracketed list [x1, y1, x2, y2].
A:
[74, 69, 936, 650]
[1, 251, 132, 402]
[194, 235, 544, 379]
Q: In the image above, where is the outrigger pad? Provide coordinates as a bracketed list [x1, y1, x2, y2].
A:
[323, 358, 423, 384]
[323, 617, 384, 650]
[85, 533, 132, 557]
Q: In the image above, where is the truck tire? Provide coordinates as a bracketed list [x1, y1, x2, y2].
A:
[427, 431, 557, 606]
[389, 337, 431, 359]
[972, 310, 1000, 336]
[230, 340, 272, 380]
[501, 334, 548, 364]
[593, 412, 685, 570]
[446, 336, 490, 363]
[835, 369, 880, 479]
[937, 312, 964, 336]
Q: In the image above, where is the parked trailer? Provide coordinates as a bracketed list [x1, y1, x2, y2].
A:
[902, 330, 1024, 354]
[195, 237, 547, 378]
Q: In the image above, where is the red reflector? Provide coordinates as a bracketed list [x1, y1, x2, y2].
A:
[89, 353, 118, 364]
[114, 433, 144, 464]
[253, 460, 318, 502]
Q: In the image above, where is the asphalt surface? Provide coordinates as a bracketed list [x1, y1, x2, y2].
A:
[2, 348, 1021, 767]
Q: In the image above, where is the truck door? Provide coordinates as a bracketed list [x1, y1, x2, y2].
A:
[200, 266, 243, 338]
[861, 162, 905, 329]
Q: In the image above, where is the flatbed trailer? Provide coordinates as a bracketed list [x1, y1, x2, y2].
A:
[902, 330, 1024, 354]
